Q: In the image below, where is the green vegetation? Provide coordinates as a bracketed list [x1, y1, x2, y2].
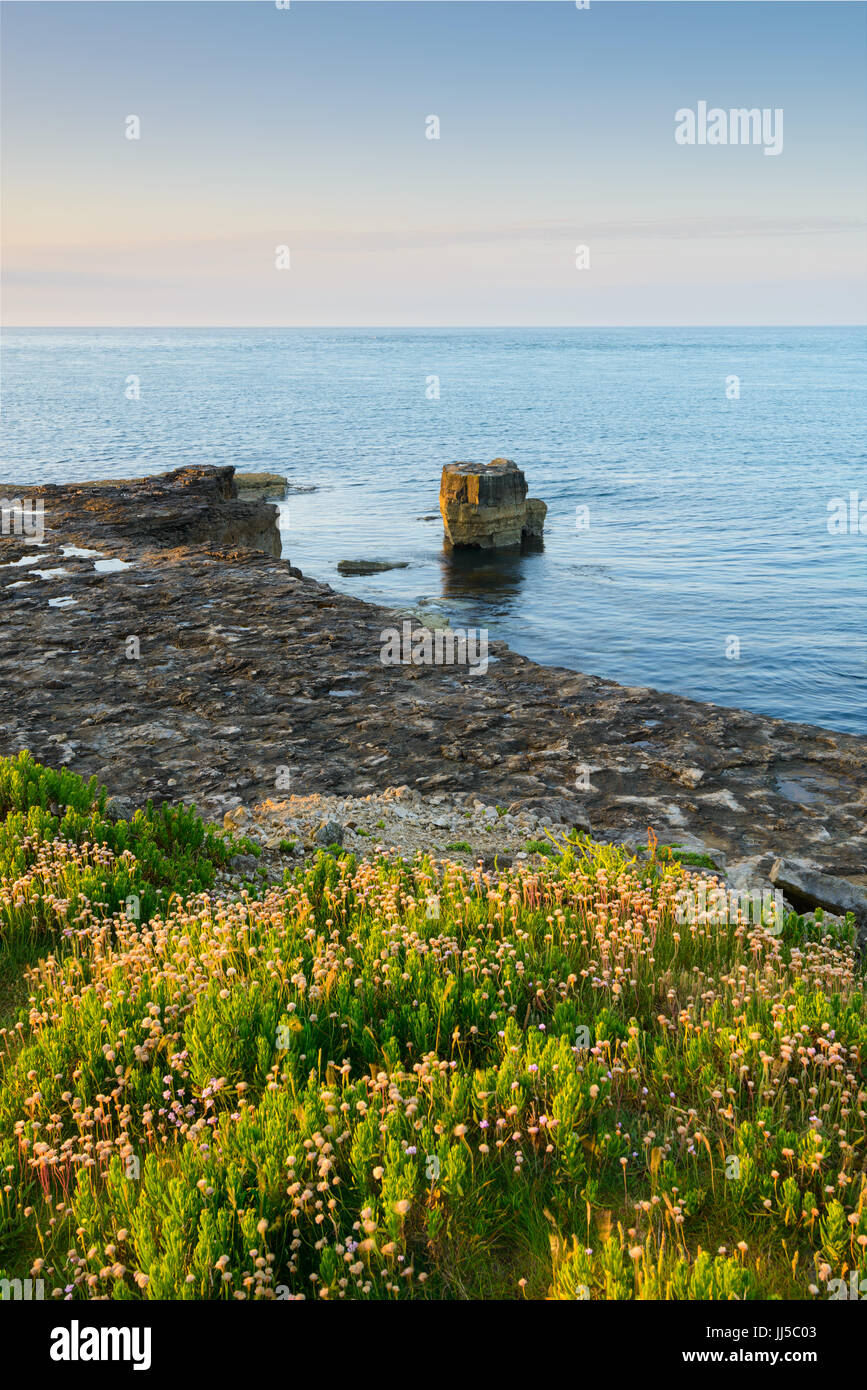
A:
[0, 751, 256, 929]
[525, 839, 560, 858]
[0, 755, 864, 1301]
[445, 841, 473, 855]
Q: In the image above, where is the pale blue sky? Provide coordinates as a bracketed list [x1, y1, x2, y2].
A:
[2, 1, 865, 324]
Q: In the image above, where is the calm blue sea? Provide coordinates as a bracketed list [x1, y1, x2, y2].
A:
[2, 327, 865, 733]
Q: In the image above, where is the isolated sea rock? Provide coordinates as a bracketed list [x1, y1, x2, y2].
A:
[439, 459, 547, 549]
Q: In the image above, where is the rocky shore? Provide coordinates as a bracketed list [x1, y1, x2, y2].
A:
[1, 466, 865, 916]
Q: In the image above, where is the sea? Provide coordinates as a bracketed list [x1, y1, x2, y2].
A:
[2, 327, 865, 733]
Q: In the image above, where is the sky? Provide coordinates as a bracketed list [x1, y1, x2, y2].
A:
[2, 0, 866, 325]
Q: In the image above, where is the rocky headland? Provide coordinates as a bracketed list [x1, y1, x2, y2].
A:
[1, 465, 865, 919]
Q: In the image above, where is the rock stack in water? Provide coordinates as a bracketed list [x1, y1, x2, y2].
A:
[439, 458, 547, 549]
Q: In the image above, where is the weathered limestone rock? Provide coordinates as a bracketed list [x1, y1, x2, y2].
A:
[104, 795, 136, 823]
[507, 795, 591, 833]
[0, 465, 283, 558]
[770, 858, 867, 926]
[234, 472, 288, 499]
[337, 559, 409, 575]
[315, 819, 345, 846]
[523, 498, 547, 539]
[440, 459, 547, 549]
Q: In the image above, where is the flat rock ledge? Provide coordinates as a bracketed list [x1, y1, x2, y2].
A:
[1, 466, 865, 914]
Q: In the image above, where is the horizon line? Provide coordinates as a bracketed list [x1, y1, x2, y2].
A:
[4, 323, 866, 331]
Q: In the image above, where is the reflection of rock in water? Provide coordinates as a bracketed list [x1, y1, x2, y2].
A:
[438, 542, 537, 605]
